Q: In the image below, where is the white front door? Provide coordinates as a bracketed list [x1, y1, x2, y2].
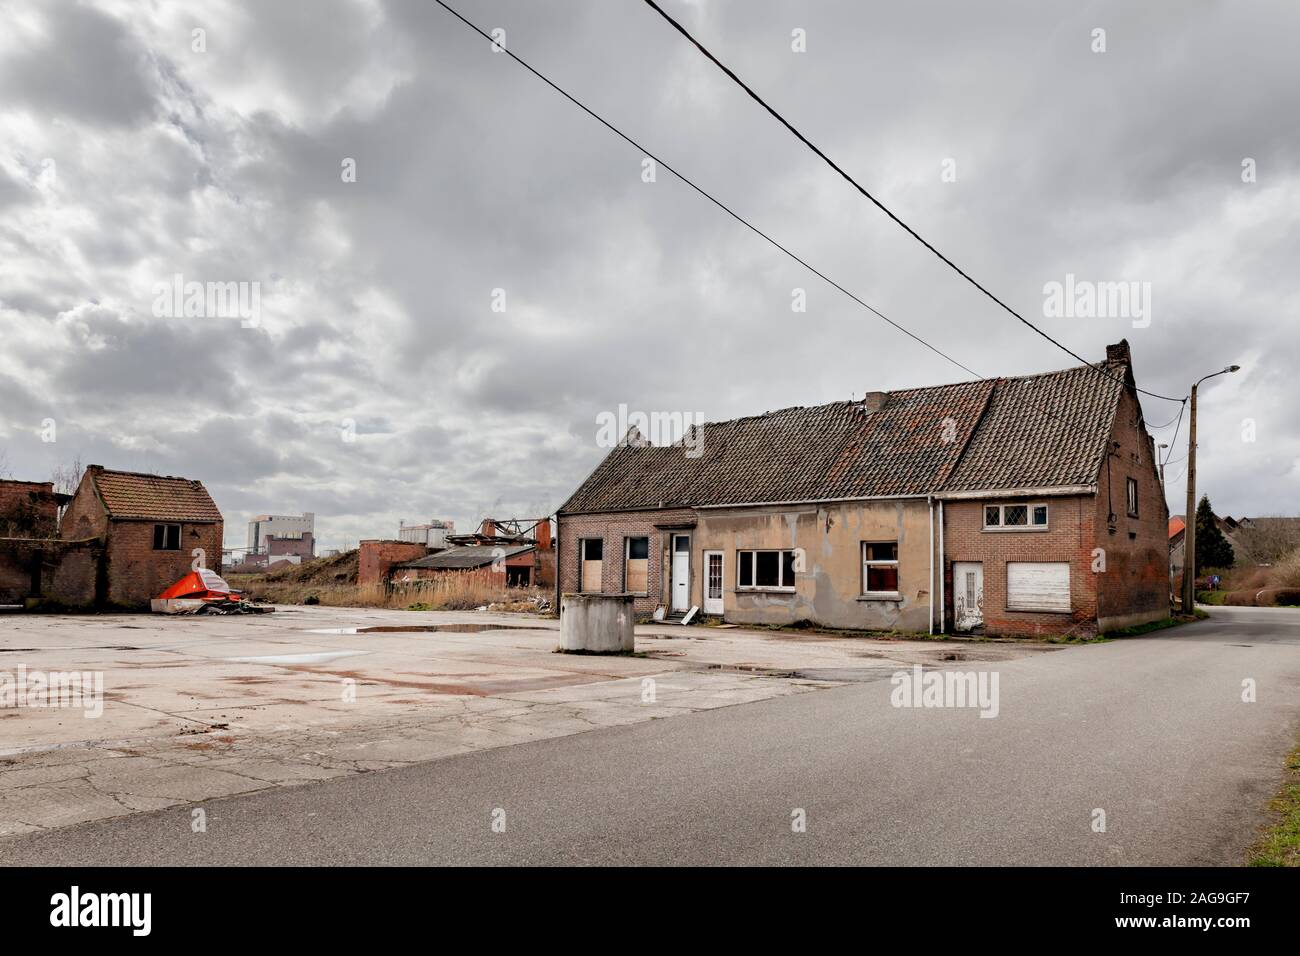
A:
[703, 550, 724, 615]
[953, 561, 984, 631]
[671, 535, 691, 611]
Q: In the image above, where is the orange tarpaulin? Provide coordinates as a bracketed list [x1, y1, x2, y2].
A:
[156, 569, 243, 602]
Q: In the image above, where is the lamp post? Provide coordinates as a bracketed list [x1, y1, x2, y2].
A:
[1158, 443, 1168, 486]
[1181, 365, 1241, 613]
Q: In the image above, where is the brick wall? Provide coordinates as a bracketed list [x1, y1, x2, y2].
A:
[1093, 387, 1170, 630]
[942, 495, 1100, 637]
[59, 475, 109, 541]
[358, 539, 428, 586]
[557, 508, 696, 616]
[105, 520, 223, 608]
[0, 480, 60, 538]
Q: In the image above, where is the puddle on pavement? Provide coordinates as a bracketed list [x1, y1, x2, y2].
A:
[225, 650, 370, 665]
[305, 623, 549, 636]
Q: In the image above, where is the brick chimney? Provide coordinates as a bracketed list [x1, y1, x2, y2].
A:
[534, 518, 552, 550]
[860, 391, 890, 414]
[1105, 340, 1131, 366]
[481, 519, 496, 538]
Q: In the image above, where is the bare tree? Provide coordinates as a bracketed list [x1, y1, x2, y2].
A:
[51, 455, 85, 496]
[1234, 516, 1300, 565]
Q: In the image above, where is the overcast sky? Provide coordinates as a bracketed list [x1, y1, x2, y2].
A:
[1, 0, 1297, 551]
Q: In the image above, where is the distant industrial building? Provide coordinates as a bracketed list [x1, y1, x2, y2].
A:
[247, 513, 315, 556]
[398, 519, 455, 550]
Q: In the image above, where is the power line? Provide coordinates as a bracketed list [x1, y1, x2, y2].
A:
[638, 0, 1188, 406]
[429, 0, 1114, 443]
[1161, 400, 1188, 468]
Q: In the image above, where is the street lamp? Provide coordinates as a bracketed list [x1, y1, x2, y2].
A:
[1158, 443, 1169, 486]
[1181, 364, 1242, 613]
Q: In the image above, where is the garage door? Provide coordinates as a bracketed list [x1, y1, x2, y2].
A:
[1006, 562, 1070, 612]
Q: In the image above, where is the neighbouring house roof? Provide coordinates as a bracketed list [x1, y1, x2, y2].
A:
[88, 467, 223, 523]
[559, 381, 994, 515]
[559, 352, 1138, 516]
[397, 544, 534, 570]
[1169, 516, 1186, 538]
[941, 362, 1125, 493]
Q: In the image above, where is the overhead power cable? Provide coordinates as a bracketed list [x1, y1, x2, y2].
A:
[430, 0, 1119, 442]
[638, 0, 1187, 406]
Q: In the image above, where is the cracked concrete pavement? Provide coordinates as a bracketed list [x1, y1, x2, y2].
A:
[0, 605, 1060, 836]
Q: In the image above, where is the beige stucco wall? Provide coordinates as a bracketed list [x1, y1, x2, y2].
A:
[690, 499, 934, 631]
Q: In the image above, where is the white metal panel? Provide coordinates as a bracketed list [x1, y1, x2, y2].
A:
[1007, 562, 1070, 612]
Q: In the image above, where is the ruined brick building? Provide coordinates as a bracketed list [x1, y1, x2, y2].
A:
[0, 465, 222, 609]
[557, 341, 1168, 638]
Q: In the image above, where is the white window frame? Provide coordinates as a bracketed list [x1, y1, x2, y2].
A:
[861, 541, 901, 599]
[736, 549, 797, 592]
[983, 502, 1049, 531]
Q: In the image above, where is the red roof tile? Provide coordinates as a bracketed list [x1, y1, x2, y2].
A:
[90, 468, 222, 523]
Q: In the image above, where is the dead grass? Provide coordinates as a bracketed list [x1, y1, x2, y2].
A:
[230, 565, 533, 611]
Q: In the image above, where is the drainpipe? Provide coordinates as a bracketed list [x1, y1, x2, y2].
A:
[554, 515, 562, 616]
[938, 500, 946, 635]
[927, 496, 934, 635]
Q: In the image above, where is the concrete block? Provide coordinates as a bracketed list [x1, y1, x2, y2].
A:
[560, 593, 635, 653]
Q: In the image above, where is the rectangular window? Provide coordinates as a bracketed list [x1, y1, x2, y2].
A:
[862, 542, 899, 595]
[624, 537, 649, 594]
[153, 523, 181, 551]
[580, 538, 603, 592]
[1126, 478, 1139, 517]
[737, 549, 797, 590]
[1007, 561, 1071, 612]
[983, 503, 1049, 530]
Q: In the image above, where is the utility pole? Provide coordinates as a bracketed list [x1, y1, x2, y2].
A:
[1182, 385, 1198, 614]
[1181, 365, 1241, 613]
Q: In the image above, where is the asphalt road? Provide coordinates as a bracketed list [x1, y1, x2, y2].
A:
[4, 606, 1299, 866]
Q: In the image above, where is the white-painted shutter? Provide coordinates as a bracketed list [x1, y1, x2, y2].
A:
[1006, 562, 1070, 612]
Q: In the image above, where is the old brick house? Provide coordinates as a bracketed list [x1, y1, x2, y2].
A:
[556, 341, 1168, 637]
[60, 466, 224, 608]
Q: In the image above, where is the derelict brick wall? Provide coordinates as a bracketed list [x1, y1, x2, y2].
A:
[105, 520, 223, 608]
[0, 480, 60, 537]
[558, 508, 696, 616]
[59, 477, 109, 541]
[358, 540, 428, 586]
[1094, 388, 1170, 630]
[0, 538, 104, 606]
[943, 495, 1100, 637]
[0, 550, 32, 603]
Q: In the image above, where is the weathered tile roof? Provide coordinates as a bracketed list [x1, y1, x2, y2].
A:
[559, 357, 1132, 515]
[91, 468, 223, 523]
[559, 380, 995, 514]
[941, 362, 1125, 493]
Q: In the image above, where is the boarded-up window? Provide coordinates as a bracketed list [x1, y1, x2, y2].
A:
[581, 538, 603, 592]
[1006, 562, 1070, 612]
[624, 537, 649, 593]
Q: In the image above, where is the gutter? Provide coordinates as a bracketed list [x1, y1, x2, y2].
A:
[938, 499, 946, 635]
[935, 484, 1096, 501]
